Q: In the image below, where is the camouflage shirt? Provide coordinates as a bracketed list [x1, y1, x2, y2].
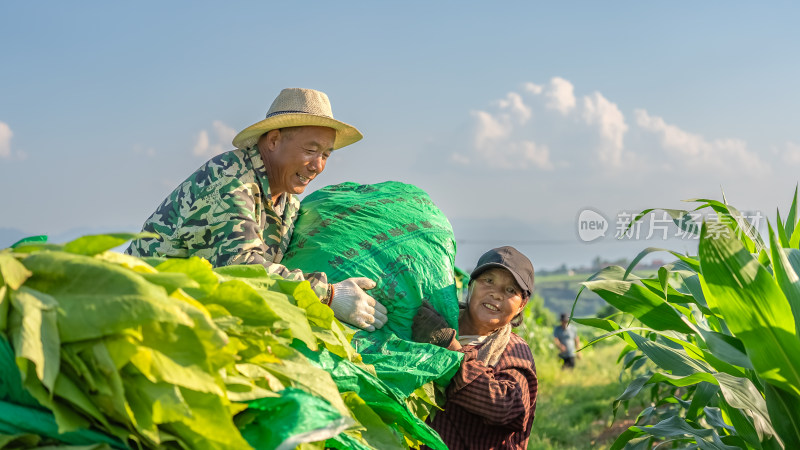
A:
[126, 146, 329, 299]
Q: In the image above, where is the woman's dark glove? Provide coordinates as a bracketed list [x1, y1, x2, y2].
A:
[412, 301, 456, 348]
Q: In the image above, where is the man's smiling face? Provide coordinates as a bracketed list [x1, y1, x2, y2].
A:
[260, 125, 336, 198]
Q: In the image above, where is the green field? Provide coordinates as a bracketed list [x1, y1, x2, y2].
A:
[528, 342, 641, 450]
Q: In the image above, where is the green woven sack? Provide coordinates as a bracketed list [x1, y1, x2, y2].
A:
[283, 181, 459, 339]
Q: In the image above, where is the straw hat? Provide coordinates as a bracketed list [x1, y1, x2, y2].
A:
[232, 88, 363, 150]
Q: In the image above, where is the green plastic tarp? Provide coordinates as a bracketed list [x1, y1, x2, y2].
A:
[283, 181, 461, 338]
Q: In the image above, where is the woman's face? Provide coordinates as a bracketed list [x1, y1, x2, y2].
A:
[466, 267, 526, 336]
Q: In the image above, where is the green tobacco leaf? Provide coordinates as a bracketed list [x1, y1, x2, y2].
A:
[20, 252, 194, 343]
[0, 253, 32, 290]
[765, 383, 800, 449]
[341, 391, 406, 450]
[128, 346, 224, 396]
[139, 272, 200, 294]
[699, 222, 800, 398]
[201, 280, 318, 352]
[768, 224, 800, 337]
[582, 280, 693, 334]
[8, 287, 60, 391]
[63, 232, 158, 256]
[67, 340, 131, 424]
[165, 388, 252, 450]
[154, 257, 219, 297]
[290, 280, 355, 360]
[0, 286, 7, 333]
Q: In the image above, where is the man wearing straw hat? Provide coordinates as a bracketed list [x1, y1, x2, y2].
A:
[127, 88, 388, 331]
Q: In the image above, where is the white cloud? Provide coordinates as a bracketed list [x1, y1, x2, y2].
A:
[464, 106, 554, 170]
[449, 152, 471, 165]
[193, 130, 210, 156]
[524, 82, 543, 95]
[133, 144, 156, 157]
[0, 121, 13, 158]
[462, 77, 630, 171]
[545, 77, 576, 115]
[193, 120, 237, 157]
[582, 92, 628, 166]
[635, 109, 769, 174]
[471, 109, 512, 149]
[497, 92, 531, 124]
[520, 141, 554, 170]
[783, 142, 800, 165]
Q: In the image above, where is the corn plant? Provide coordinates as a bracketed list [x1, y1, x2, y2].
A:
[574, 188, 800, 449]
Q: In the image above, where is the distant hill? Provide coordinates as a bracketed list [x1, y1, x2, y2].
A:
[536, 272, 606, 317]
[535, 269, 656, 318]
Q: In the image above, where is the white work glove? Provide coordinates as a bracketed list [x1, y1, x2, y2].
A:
[330, 277, 388, 332]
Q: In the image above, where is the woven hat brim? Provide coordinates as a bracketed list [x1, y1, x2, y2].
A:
[232, 113, 363, 150]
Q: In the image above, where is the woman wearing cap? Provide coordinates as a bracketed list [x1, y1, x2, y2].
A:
[127, 88, 387, 332]
[412, 246, 538, 450]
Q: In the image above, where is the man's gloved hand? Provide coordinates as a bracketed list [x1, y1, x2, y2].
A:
[412, 301, 456, 348]
[330, 277, 388, 332]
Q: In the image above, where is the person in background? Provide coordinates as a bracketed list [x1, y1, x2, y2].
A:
[553, 312, 580, 369]
[412, 246, 538, 450]
[126, 88, 387, 331]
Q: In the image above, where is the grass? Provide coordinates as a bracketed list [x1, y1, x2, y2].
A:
[528, 342, 642, 450]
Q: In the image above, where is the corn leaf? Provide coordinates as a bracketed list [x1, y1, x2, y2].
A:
[628, 333, 712, 376]
[764, 384, 800, 449]
[785, 185, 799, 242]
[715, 372, 777, 447]
[686, 382, 719, 421]
[631, 415, 741, 450]
[689, 198, 765, 254]
[582, 280, 693, 334]
[777, 209, 791, 248]
[699, 222, 800, 398]
[768, 223, 800, 337]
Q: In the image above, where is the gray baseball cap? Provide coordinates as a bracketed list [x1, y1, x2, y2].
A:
[470, 246, 535, 297]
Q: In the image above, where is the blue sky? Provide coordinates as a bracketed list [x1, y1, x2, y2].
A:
[1, 2, 799, 270]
